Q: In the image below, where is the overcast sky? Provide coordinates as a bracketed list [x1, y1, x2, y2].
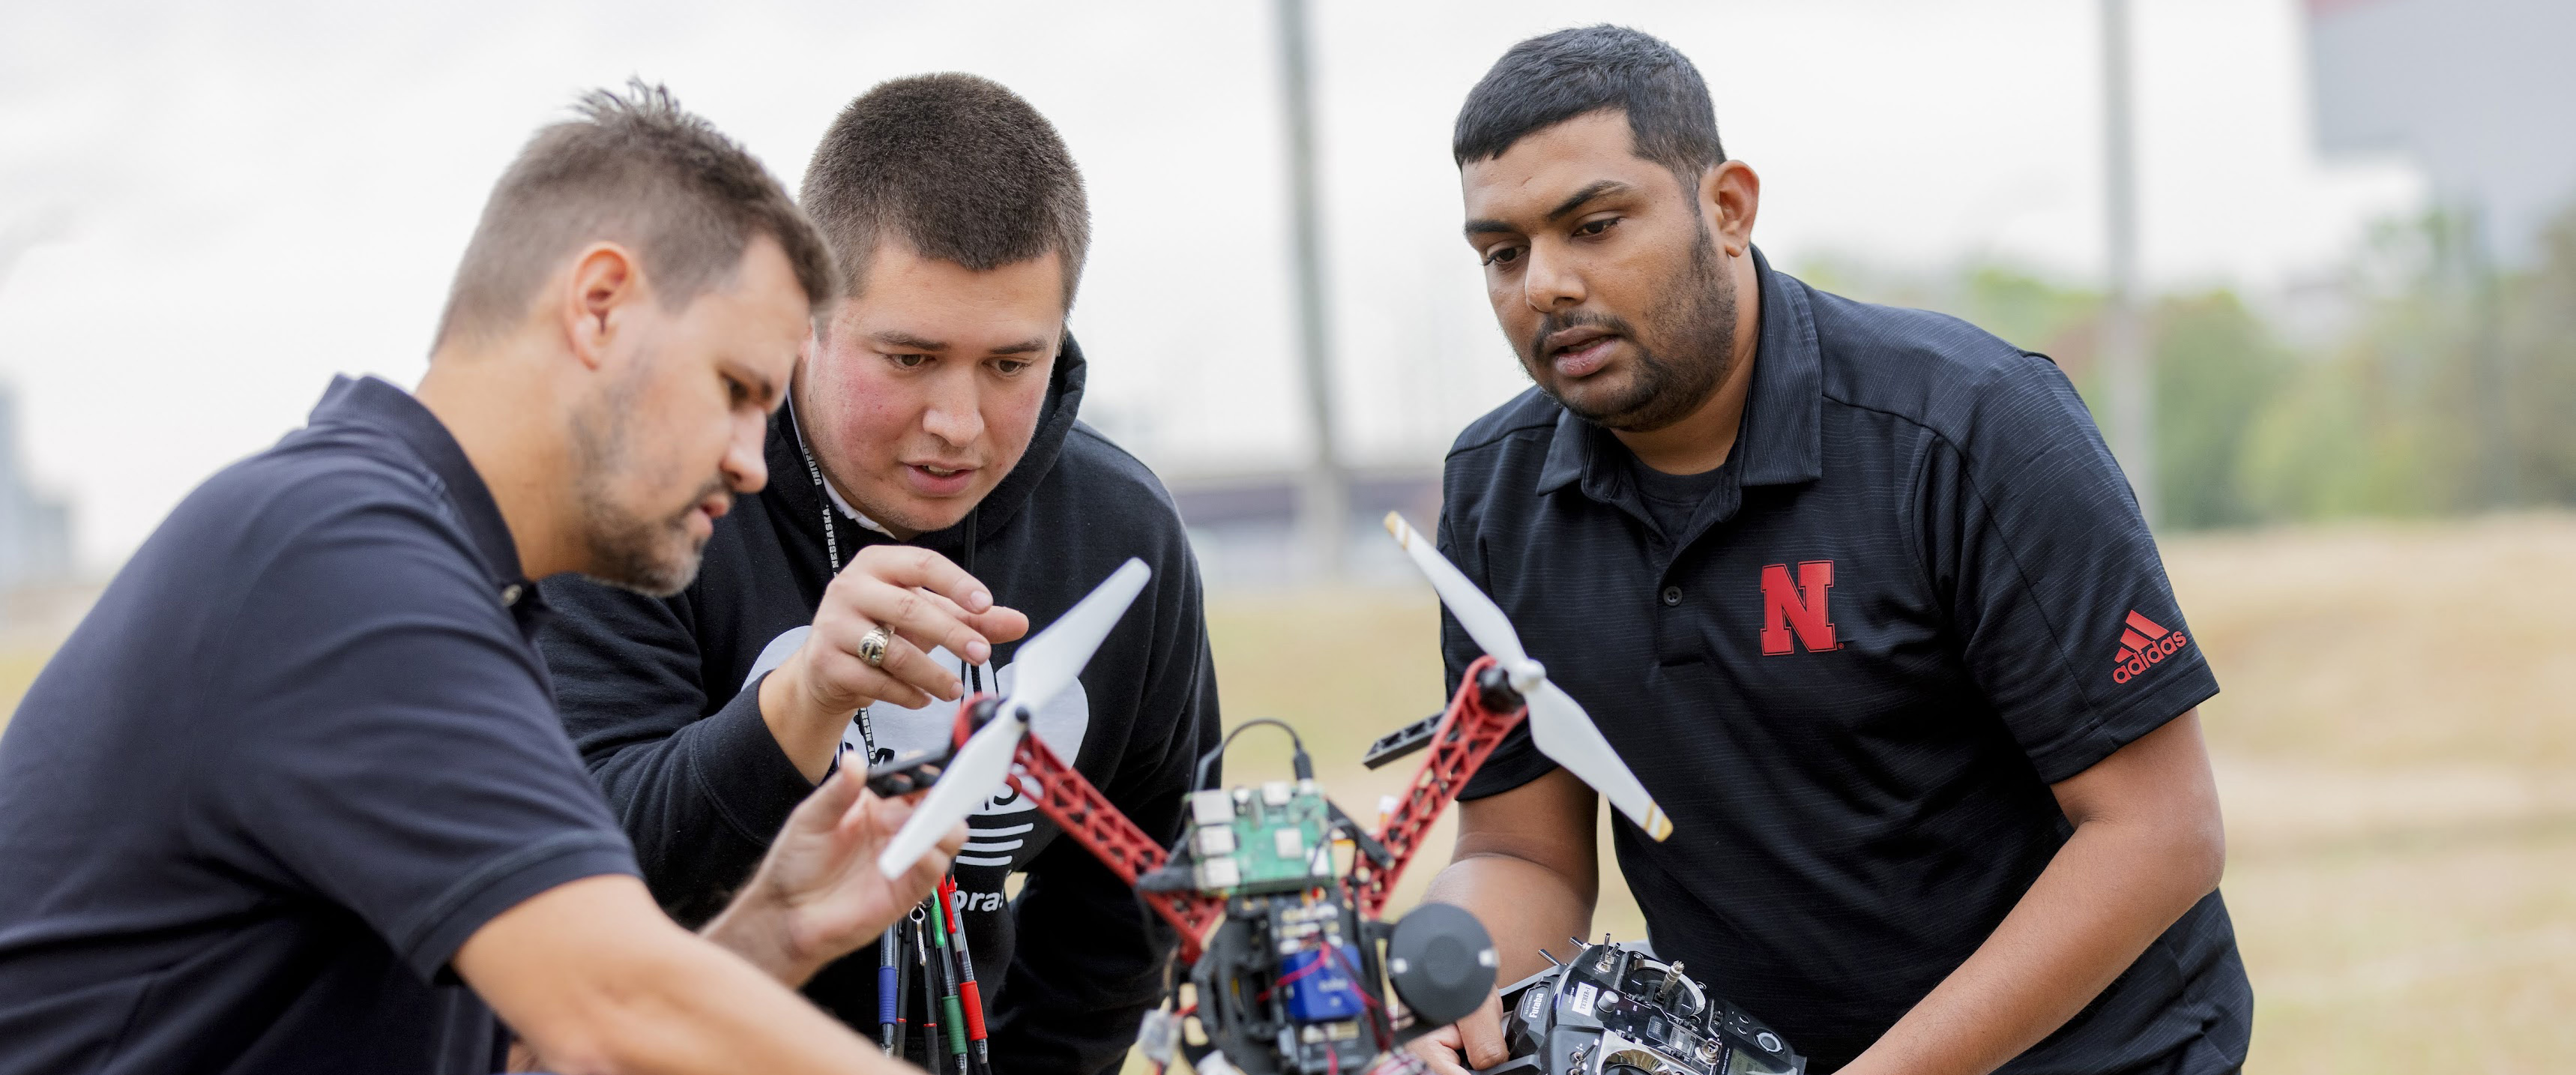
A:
[0, 0, 2424, 568]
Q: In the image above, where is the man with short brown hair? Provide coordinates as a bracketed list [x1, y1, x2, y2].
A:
[0, 82, 968, 1075]
[541, 73, 1219, 1074]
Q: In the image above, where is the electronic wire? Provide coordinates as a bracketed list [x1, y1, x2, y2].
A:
[940, 876, 992, 1075]
[1192, 717, 1313, 792]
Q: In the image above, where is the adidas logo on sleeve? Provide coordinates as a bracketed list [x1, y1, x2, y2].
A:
[2111, 610, 2189, 684]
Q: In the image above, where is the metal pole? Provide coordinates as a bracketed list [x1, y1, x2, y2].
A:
[1276, 0, 1347, 578]
[2460, 200, 2516, 509]
[2099, 0, 2158, 528]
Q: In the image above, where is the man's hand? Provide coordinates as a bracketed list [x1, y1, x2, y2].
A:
[1411, 768, 1602, 1074]
[702, 759, 966, 985]
[759, 545, 1030, 779]
[1409, 990, 1508, 1075]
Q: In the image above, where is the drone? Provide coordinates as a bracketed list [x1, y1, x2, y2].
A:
[862, 514, 1692, 1075]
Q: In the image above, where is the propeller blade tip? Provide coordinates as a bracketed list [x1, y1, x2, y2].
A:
[1644, 804, 1674, 842]
[1383, 512, 1408, 542]
[875, 849, 913, 880]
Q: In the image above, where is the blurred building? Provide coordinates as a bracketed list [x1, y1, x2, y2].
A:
[2305, 0, 2576, 264]
[1169, 466, 1439, 589]
[0, 385, 72, 592]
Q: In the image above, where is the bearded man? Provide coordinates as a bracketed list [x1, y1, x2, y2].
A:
[1411, 26, 2251, 1075]
[0, 83, 965, 1075]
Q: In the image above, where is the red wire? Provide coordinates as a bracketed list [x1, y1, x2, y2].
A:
[1318, 942, 1393, 1050]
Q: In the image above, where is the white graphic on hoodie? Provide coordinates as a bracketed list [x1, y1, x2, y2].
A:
[745, 627, 1090, 867]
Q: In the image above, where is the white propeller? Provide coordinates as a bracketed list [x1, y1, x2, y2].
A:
[1384, 513, 1672, 841]
[876, 558, 1153, 879]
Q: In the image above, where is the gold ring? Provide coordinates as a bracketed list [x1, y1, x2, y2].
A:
[857, 624, 893, 669]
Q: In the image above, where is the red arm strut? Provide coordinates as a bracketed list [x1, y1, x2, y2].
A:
[998, 723, 1227, 964]
[952, 653, 1523, 965]
[1351, 655, 1524, 919]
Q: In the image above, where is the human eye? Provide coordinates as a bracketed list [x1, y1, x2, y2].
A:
[992, 358, 1032, 377]
[1480, 243, 1525, 268]
[1573, 215, 1620, 239]
[886, 352, 930, 370]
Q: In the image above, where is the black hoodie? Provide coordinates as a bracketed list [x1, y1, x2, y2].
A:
[537, 337, 1217, 1074]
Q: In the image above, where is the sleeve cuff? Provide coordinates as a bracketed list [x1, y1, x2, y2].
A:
[1458, 740, 1558, 801]
[402, 831, 640, 983]
[2022, 658, 2221, 784]
[684, 672, 819, 848]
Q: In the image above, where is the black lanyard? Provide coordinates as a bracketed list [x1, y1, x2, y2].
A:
[786, 398, 988, 749]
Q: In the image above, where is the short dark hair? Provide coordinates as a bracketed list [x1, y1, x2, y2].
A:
[1453, 25, 1726, 183]
[435, 79, 838, 348]
[800, 73, 1090, 310]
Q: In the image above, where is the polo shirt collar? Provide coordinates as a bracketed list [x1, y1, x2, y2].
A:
[308, 375, 533, 597]
[1536, 245, 1824, 498]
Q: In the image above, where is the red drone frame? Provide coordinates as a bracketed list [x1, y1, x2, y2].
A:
[935, 654, 1523, 965]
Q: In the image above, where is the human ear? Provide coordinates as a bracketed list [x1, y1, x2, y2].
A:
[1702, 160, 1761, 259]
[561, 242, 642, 372]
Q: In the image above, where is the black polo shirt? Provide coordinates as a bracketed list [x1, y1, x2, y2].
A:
[0, 376, 639, 1075]
[1444, 251, 2250, 1074]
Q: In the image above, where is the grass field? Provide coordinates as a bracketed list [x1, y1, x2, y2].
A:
[2, 516, 2569, 1071]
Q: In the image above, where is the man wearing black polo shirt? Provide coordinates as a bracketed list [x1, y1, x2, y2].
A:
[0, 85, 974, 1074]
[1413, 27, 2249, 1075]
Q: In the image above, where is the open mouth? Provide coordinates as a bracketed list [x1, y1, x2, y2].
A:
[904, 462, 979, 494]
[1542, 326, 1620, 379]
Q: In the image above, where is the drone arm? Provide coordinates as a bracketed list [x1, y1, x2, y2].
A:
[1351, 655, 1528, 920]
[1005, 730, 1226, 964]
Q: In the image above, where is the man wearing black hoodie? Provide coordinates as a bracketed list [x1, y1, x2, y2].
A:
[538, 75, 1219, 1074]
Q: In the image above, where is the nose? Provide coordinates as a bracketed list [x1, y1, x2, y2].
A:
[919, 366, 986, 448]
[1522, 241, 1585, 314]
[724, 408, 768, 494]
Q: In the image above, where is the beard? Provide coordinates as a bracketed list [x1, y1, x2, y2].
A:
[568, 361, 726, 598]
[1525, 225, 1739, 433]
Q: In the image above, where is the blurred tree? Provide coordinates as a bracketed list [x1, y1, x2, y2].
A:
[1953, 265, 2102, 360]
[2151, 292, 2290, 528]
[2239, 214, 2471, 521]
[2500, 205, 2576, 504]
[1798, 204, 2576, 531]
[2236, 352, 2445, 520]
[2237, 204, 2576, 522]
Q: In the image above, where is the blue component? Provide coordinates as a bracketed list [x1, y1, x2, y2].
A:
[1282, 943, 1366, 1022]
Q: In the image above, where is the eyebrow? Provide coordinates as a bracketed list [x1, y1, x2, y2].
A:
[1462, 178, 1638, 238]
[727, 358, 780, 408]
[1546, 179, 1634, 223]
[869, 330, 947, 352]
[869, 331, 1050, 358]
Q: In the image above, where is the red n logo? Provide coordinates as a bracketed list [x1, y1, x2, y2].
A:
[1761, 561, 1839, 655]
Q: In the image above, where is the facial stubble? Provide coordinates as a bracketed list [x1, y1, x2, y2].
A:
[1525, 223, 1739, 433]
[570, 352, 729, 597]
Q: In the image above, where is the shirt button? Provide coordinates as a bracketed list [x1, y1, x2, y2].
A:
[500, 583, 524, 606]
[1661, 585, 1683, 606]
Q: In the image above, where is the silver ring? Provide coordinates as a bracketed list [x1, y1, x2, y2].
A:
[857, 624, 893, 669]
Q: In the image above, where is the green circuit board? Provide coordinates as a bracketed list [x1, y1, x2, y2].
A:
[1185, 780, 1336, 895]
